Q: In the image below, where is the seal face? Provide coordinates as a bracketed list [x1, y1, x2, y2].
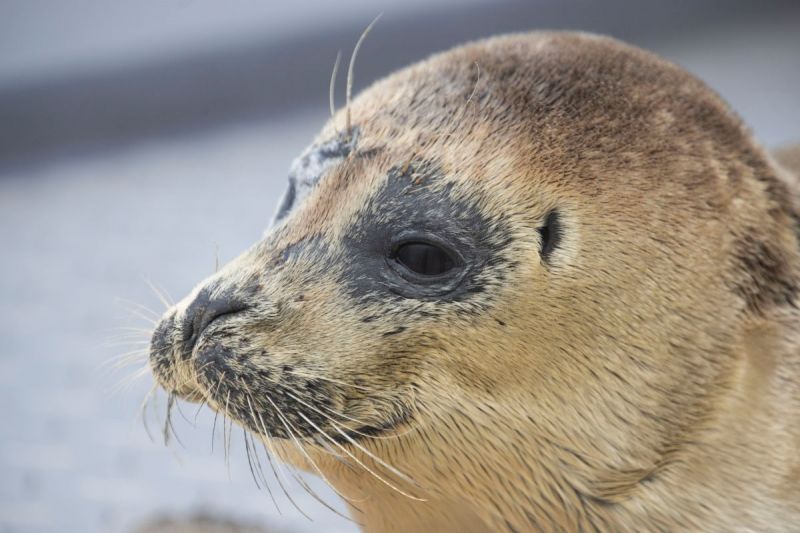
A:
[148, 31, 800, 532]
[149, 153, 520, 442]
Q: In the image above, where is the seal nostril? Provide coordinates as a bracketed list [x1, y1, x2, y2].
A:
[182, 286, 248, 358]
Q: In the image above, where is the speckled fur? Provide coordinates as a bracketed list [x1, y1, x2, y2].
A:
[149, 32, 800, 532]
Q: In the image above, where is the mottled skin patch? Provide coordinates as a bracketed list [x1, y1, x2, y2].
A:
[149, 32, 800, 532]
[273, 129, 360, 224]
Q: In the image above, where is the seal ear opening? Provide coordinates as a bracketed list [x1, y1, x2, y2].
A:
[538, 210, 562, 262]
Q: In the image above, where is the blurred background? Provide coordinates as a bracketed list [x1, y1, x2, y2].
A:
[0, 1, 798, 532]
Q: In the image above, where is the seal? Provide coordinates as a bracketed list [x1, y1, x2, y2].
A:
[148, 32, 800, 531]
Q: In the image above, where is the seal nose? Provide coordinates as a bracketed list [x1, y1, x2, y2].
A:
[149, 309, 177, 374]
[181, 286, 248, 358]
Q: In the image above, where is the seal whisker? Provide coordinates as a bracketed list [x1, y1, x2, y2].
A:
[213, 241, 220, 274]
[248, 431, 277, 501]
[245, 397, 314, 521]
[243, 427, 267, 491]
[139, 382, 159, 443]
[193, 396, 209, 425]
[163, 392, 185, 448]
[326, 418, 423, 489]
[242, 427, 260, 488]
[104, 339, 151, 348]
[266, 394, 349, 461]
[121, 305, 159, 326]
[253, 434, 284, 516]
[210, 405, 220, 453]
[149, 387, 164, 441]
[285, 369, 373, 393]
[256, 433, 312, 520]
[248, 394, 362, 522]
[290, 465, 362, 525]
[311, 434, 361, 474]
[172, 397, 194, 427]
[167, 359, 215, 392]
[117, 297, 162, 316]
[105, 331, 151, 340]
[239, 393, 275, 495]
[240, 395, 279, 506]
[103, 340, 151, 356]
[208, 372, 226, 453]
[102, 348, 149, 371]
[345, 14, 381, 137]
[223, 391, 233, 478]
[427, 60, 485, 159]
[143, 276, 174, 310]
[278, 442, 365, 523]
[329, 50, 342, 132]
[465, 61, 481, 107]
[292, 409, 426, 501]
[282, 387, 414, 441]
[240, 387, 308, 517]
[113, 325, 158, 333]
[107, 362, 151, 395]
[116, 298, 163, 324]
[117, 359, 150, 379]
[251, 431, 275, 492]
[260, 392, 365, 507]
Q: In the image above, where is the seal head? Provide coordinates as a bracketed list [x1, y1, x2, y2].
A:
[149, 32, 800, 531]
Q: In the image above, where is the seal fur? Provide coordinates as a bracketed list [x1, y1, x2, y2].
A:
[148, 32, 800, 532]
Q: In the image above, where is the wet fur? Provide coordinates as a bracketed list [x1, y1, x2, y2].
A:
[149, 32, 800, 531]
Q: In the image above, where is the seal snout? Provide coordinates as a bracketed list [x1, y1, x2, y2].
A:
[149, 309, 177, 377]
[148, 307, 197, 397]
[148, 283, 249, 401]
[180, 285, 249, 359]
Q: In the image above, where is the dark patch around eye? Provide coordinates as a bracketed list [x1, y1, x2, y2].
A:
[339, 159, 514, 306]
[539, 210, 562, 262]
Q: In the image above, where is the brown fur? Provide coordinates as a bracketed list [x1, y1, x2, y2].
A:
[149, 32, 800, 531]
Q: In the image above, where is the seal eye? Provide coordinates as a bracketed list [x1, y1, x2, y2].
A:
[393, 242, 455, 276]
